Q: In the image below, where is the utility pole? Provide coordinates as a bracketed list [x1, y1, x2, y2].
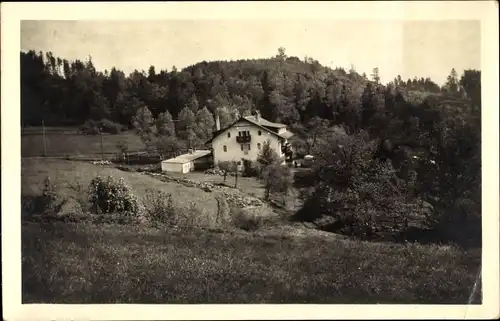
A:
[99, 127, 104, 160]
[42, 120, 47, 157]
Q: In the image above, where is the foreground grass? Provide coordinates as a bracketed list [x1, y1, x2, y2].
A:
[22, 221, 481, 304]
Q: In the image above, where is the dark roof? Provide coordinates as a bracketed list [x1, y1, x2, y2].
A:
[205, 116, 293, 145]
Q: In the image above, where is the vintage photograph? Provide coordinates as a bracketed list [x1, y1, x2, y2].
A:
[3, 2, 495, 316]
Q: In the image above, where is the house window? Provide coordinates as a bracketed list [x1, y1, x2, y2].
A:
[227, 132, 231, 138]
[240, 144, 244, 151]
[258, 130, 262, 136]
[257, 143, 261, 150]
[223, 145, 227, 152]
[247, 144, 251, 151]
[238, 131, 250, 137]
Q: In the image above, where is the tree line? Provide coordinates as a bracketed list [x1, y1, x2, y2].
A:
[21, 48, 475, 129]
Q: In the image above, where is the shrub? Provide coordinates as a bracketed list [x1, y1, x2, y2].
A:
[99, 119, 125, 134]
[79, 119, 125, 135]
[242, 159, 261, 177]
[66, 180, 91, 213]
[40, 176, 58, 212]
[231, 207, 265, 232]
[261, 163, 293, 202]
[142, 189, 176, 225]
[78, 120, 100, 135]
[177, 202, 205, 228]
[21, 177, 64, 219]
[293, 169, 316, 188]
[88, 175, 143, 217]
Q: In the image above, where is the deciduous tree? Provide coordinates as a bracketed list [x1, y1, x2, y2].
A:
[194, 107, 216, 143]
[155, 110, 176, 137]
[257, 139, 280, 169]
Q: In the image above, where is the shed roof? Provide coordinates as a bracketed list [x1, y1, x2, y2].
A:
[161, 150, 212, 164]
[279, 130, 294, 140]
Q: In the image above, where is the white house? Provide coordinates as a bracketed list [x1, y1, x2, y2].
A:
[206, 111, 294, 166]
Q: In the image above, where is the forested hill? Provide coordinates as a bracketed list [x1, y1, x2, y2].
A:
[21, 48, 481, 245]
[20, 49, 479, 133]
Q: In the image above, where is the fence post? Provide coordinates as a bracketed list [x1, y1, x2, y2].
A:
[99, 128, 104, 160]
[42, 120, 47, 157]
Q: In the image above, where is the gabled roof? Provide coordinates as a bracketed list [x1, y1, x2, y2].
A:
[205, 116, 293, 145]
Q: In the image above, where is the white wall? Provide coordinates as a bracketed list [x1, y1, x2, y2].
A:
[212, 120, 285, 165]
[161, 161, 194, 173]
[161, 162, 182, 173]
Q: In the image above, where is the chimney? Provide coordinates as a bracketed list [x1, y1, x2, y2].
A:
[215, 113, 221, 131]
[255, 110, 260, 123]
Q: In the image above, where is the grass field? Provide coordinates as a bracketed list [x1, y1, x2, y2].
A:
[22, 220, 481, 304]
[21, 129, 144, 157]
[21, 157, 482, 304]
[21, 158, 221, 222]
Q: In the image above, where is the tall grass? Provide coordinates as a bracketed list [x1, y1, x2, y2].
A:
[22, 222, 481, 304]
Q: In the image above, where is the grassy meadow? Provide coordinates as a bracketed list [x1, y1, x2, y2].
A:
[22, 221, 481, 304]
[22, 158, 220, 222]
[20, 157, 482, 304]
[21, 127, 144, 158]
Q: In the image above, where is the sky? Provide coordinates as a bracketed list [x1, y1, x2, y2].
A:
[21, 20, 480, 85]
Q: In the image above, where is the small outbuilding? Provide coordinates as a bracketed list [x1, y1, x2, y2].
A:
[160, 149, 213, 174]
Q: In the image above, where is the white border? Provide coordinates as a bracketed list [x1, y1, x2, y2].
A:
[2, 1, 499, 320]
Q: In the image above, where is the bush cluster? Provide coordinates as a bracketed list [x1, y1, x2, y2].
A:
[142, 188, 176, 225]
[241, 159, 261, 177]
[88, 175, 143, 217]
[22, 176, 61, 217]
[297, 133, 429, 239]
[79, 119, 125, 135]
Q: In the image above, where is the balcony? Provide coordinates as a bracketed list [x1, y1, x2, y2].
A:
[236, 135, 251, 143]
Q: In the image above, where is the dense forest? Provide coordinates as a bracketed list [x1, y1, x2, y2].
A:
[21, 48, 481, 245]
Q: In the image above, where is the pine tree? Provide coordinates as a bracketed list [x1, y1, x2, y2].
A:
[371, 67, 380, 84]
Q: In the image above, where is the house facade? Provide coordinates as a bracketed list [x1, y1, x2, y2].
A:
[208, 112, 293, 166]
